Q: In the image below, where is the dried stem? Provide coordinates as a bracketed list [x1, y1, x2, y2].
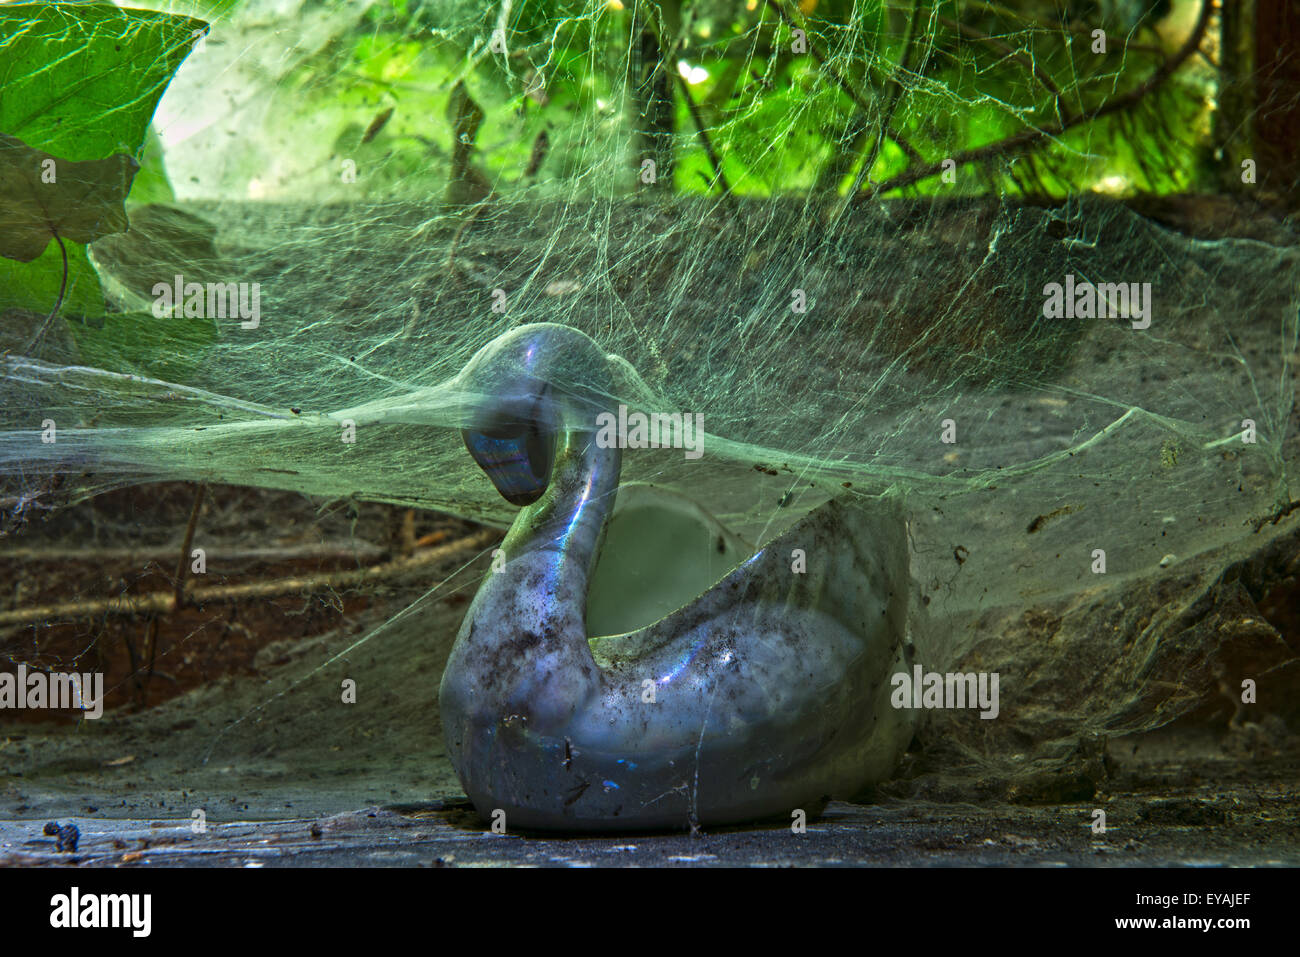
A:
[174, 483, 206, 609]
[0, 529, 499, 629]
[19, 232, 69, 355]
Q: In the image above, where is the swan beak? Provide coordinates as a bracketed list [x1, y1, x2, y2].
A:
[463, 429, 553, 507]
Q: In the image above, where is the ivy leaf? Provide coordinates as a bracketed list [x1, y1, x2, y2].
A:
[0, 1, 208, 162]
[0, 0, 206, 356]
[0, 133, 138, 264]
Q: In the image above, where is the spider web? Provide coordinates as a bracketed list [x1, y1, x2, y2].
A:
[1, 0, 1298, 781]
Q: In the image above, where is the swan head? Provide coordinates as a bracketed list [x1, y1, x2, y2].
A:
[461, 378, 559, 507]
[457, 324, 615, 507]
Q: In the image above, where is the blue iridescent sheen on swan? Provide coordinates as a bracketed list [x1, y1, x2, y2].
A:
[439, 323, 918, 831]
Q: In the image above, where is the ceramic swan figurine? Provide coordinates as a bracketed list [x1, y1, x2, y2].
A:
[439, 323, 918, 831]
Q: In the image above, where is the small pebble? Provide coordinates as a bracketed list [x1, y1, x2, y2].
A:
[43, 821, 80, 853]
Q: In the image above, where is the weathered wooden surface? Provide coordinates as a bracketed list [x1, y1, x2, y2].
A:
[3, 773, 1298, 868]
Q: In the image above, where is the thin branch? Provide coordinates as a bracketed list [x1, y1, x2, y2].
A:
[861, 0, 1213, 200]
[888, 130, 925, 165]
[762, 0, 865, 109]
[133, 481, 208, 693]
[936, 13, 1066, 122]
[0, 529, 500, 629]
[676, 70, 732, 196]
[143, 614, 161, 690]
[173, 483, 206, 609]
[839, 0, 929, 216]
[763, 0, 923, 186]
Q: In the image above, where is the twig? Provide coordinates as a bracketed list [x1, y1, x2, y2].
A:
[763, 0, 923, 185]
[762, 0, 864, 109]
[121, 624, 142, 694]
[676, 71, 732, 197]
[889, 132, 925, 165]
[936, 13, 1065, 122]
[838, 0, 929, 218]
[135, 482, 206, 694]
[860, 0, 1213, 200]
[142, 615, 160, 695]
[0, 529, 500, 629]
[173, 483, 206, 609]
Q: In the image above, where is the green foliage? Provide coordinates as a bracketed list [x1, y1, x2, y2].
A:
[295, 0, 1210, 201]
[0, 134, 136, 263]
[0, 1, 206, 161]
[129, 125, 179, 206]
[0, 0, 207, 362]
[0, 239, 104, 320]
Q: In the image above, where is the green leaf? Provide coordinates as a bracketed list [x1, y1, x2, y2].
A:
[128, 125, 177, 206]
[0, 1, 206, 354]
[0, 1, 208, 161]
[0, 240, 104, 320]
[0, 133, 137, 263]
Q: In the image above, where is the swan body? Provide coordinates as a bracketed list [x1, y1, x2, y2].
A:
[439, 324, 917, 831]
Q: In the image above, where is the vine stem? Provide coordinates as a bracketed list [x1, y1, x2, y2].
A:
[19, 230, 69, 355]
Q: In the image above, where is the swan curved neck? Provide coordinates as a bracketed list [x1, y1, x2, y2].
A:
[449, 427, 620, 730]
[501, 428, 622, 633]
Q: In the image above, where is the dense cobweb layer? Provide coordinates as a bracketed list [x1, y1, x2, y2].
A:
[6, 195, 1296, 604]
[1, 0, 1298, 745]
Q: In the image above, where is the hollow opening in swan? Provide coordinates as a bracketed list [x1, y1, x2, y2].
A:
[584, 482, 753, 639]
